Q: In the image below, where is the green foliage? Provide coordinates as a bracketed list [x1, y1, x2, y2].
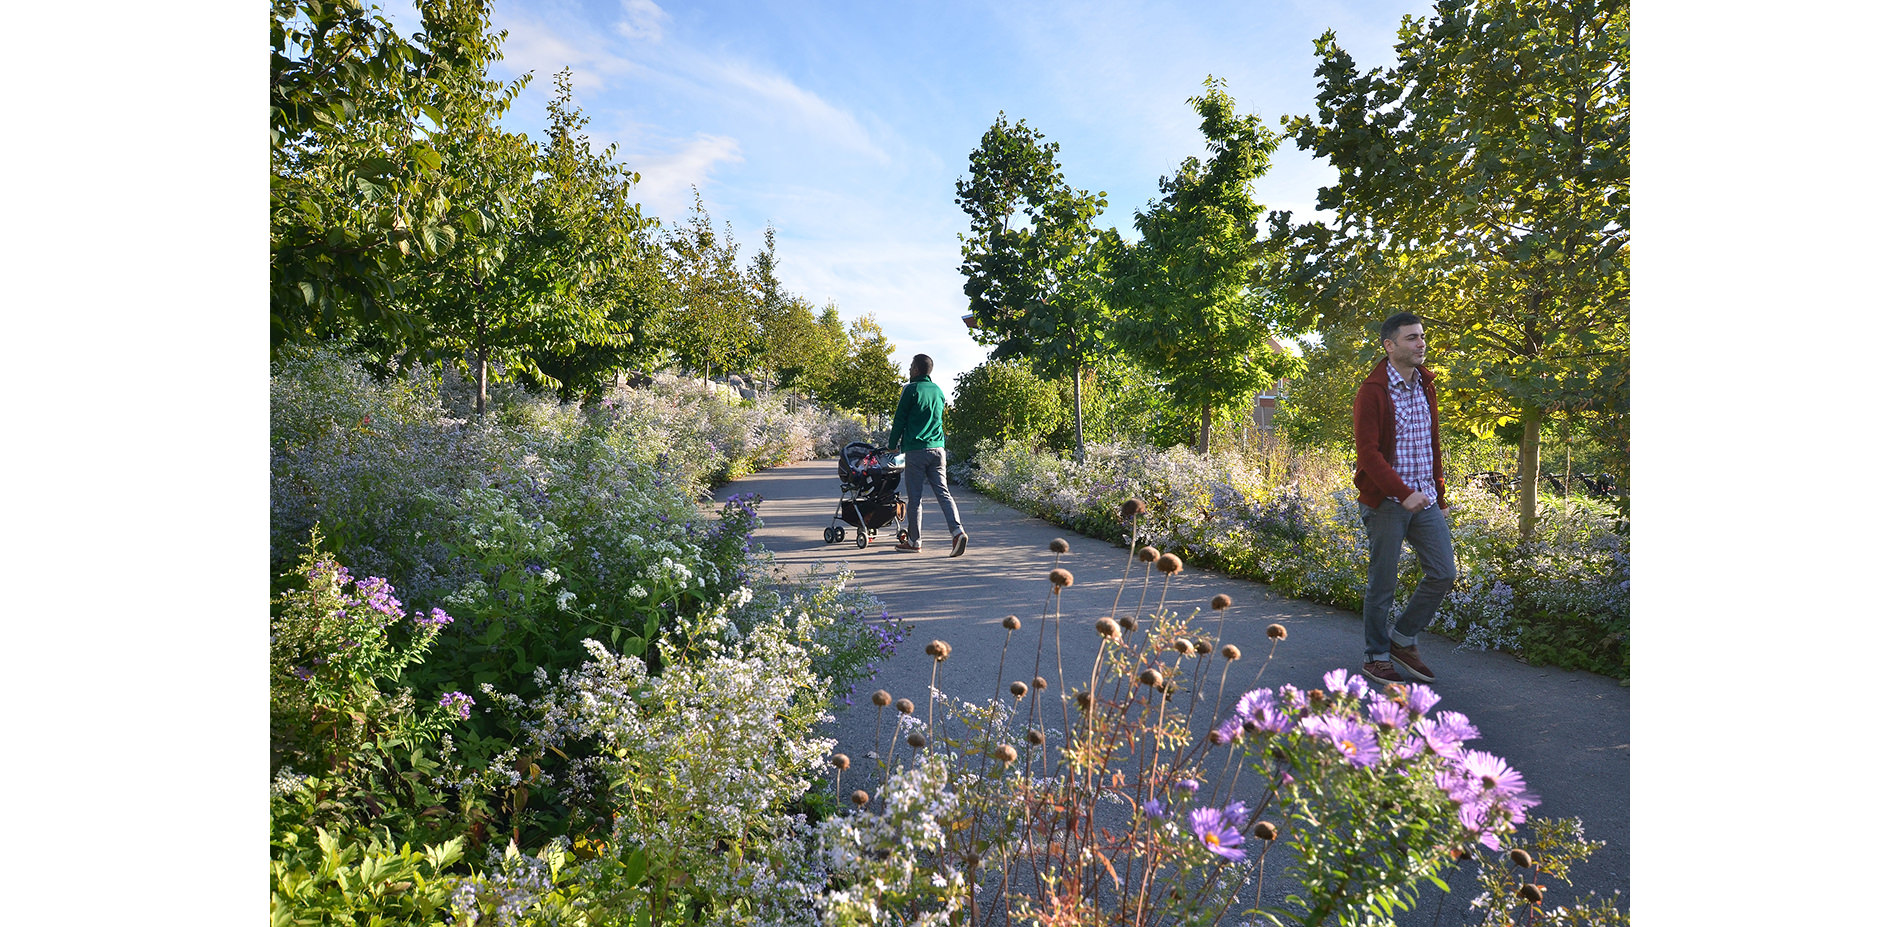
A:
[1468, 817, 1629, 926]
[956, 113, 1122, 461]
[270, 534, 469, 845]
[752, 231, 847, 401]
[661, 189, 758, 380]
[1272, 0, 1630, 534]
[1274, 327, 1380, 453]
[1114, 77, 1300, 453]
[944, 358, 1063, 460]
[268, 827, 465, 927]
[269, 0, 487, 345]
[822, 314, 903, 421]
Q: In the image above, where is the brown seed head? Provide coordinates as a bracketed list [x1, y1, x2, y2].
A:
[895, 698, 915, 715]
[1118, 615, 1136, 632]
[1049, 568, 1074, 588]
[1049, 538, 1070, 554]
[1032, 676, 1048, 690]
[906, 731, 928, 748]
[1265, 623, 1287, 641]
[1139, 668, 1163, 687]
[1253, 822, 1278, 841]
[1002, 615, 1021, 631]
[1157, 553, 1183, 575]
[830, 753, 850, 770]
[1009, 680, 1028, 698]
[1386, 684, 1408, 703]
[1120, 499, 1147, 520]
[1211, 594, 1232, 611]
[872, 689, 892, 707]
[1194, 638, 1213, 656]
[1137, 546, 1160, 563]
[1516, 884, 1544, 903]
[850, 789, 869, 806]
[1173, 638, 1193, 654]
[1026, 728, 1045, 745]
[1221, 644, 1241, 661]
[1075, 690, 1093, 711]
[925, 639, 950, 661]
[1509, 849, 1534, 869]
[993, 744, 1018, 764]
[1095, 617, 1121, 640]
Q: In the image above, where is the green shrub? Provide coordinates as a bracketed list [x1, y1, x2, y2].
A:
[945, 358, 1062, 461]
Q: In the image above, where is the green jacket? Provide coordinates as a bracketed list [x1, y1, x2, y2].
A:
[887, 375, 946, 452]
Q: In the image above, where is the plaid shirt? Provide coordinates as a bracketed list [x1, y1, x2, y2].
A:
[1386, 362, 1437, 506]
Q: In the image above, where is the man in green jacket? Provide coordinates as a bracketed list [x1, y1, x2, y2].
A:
[888, 353, 967, 557]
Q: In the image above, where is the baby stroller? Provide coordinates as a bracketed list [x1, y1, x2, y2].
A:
[824, 442, 907, 549]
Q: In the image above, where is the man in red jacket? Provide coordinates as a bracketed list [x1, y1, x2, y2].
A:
[1353, 312, 1455, 688]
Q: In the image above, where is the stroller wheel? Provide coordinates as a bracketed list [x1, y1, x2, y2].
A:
[856, 530, 868, 550]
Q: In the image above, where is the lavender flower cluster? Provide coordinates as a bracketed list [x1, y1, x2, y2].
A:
[1223, 668, 1539, 851]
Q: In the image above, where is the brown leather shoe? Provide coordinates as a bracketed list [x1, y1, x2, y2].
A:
[1389, 643, 1436, 683]
[1361, 660, 1404, 687]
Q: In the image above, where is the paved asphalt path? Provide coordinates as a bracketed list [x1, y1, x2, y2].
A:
[725, 458, 1631, 923]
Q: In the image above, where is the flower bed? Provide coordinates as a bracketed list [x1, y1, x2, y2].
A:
[968, 437, 1630, 680]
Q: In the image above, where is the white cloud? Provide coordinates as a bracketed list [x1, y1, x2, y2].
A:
[629, 133, 745, 219]
[492, 12, 637, 93]
[614, 0, 669, 43]
[680, 53, 890, 166]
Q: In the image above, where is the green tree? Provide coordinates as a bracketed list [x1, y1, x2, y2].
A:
[822, 315, 902, 422]
[395, 31, 539, 417]
[521, 69, 665, 401]
[660, 190, 756, 383]
[1271, 0, 1630, 537]
[955, 114, 1121, 463]
[269, 0, 488, 347]
[1274, 326, 1378, 453]
[944, 358, 1063, 460]
[747, 226, 836, 400]
[1114, 78, 1299, 453]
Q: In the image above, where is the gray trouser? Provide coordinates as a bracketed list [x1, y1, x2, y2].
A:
[903, 448, 962, 543]
[1360, 499, 1456, 660]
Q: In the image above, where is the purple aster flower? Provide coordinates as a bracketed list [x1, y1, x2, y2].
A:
[353, 576, 405, 621]
[438, 691, 475, 721]
[1405, 684, 1442, 716]
[1413, 718, 1471, 758]
[1367, 699, 1407, 730]
[1142, 798, 1166, 819]
[1189, 807, 1247, 862]
[1234, 687, 1274, 719]
[1173, 778, 1200, 794]
[1276, 684, 1308, 712]
[1309, 714, 1381, 768]
[1460, 751, 1532, 802]
[1433, 710, 1482, 743]
[413, 608, 454, 628]
[1322, 668, 1349, 694]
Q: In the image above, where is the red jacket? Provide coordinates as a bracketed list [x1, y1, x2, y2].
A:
[1353, 359, 1447, 510]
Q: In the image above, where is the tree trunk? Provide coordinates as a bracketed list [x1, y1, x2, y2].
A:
[1517, 404, 1542, 540]
[1198, 403, 1212, 455]
[475, 318, 489, 419]
[1072, 362, 1086, 465]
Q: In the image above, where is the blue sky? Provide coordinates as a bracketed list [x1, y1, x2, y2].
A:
[382, 0, 1439, 388]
